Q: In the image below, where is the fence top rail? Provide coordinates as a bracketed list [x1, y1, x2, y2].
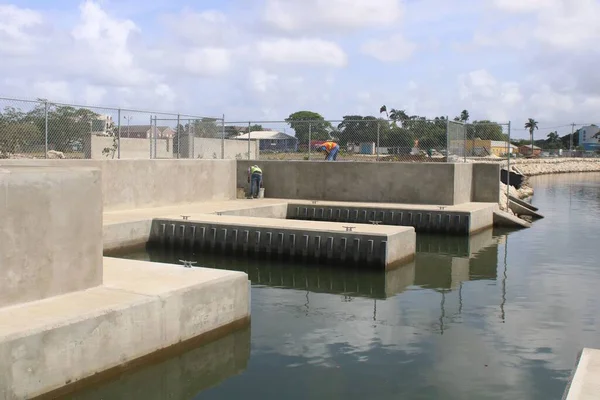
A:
[152, 117, 224, 122]
[224, 119, 511, 125]
[0, 96, 222, 120]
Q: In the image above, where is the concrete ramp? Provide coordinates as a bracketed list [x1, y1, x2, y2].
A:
[508, 198, 544, 219]
[493, 210, 531, 228]
[508, 195, 539, 211]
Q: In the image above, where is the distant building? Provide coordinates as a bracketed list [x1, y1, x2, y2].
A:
[578, 125, 600, 151]
[449, 139, 516, 156]
[91, 114, 114, 135]
[120, 125, 175, 139]
[234, 130, 298, 152]
[519, 144, 542, 157]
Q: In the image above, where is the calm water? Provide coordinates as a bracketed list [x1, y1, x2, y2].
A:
[70, 173, 600, 400]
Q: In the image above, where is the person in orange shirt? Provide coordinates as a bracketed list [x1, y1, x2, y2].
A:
[319, 141, 340, 161]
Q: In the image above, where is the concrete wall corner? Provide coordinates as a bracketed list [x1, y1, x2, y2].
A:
[472, 163, 501, 203]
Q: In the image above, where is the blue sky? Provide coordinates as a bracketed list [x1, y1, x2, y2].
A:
[1, 0, 599, 139]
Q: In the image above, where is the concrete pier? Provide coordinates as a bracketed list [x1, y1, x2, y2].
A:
[103, 198, 497, 255]
[148, 214, 416, 269]
[286, 200, 496, 234]
[563, 348, 600, 400]
[0, 166, 250, 399]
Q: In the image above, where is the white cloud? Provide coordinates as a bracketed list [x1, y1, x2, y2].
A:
[32, 81, 73, 103]
[487, 0, 600, 51]
[0, 0, 599, 133]
[0, 4, 43, 55]
[183, 48, 232, 76]
[458, 69, 523, 122]
[249, 69, 279, 94]
[532, 0, 600, 50]
[361, 34, 416, 62]
[83, 85, 107, 105]
[162, 9, 237, 47]
[256, 38, 347, 67]
[492, 0, 557, 13]
[68, 0, 156, 86]
[263, 0, 403, 33]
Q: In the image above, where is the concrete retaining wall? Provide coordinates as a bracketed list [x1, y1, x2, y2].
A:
[91, 136, 259, 160]
[92, 136, 171, 159]
[472, 163, 501, 203]
[0, 166, 103, 308]
[0, 159, 237, 211]
[194, 138, 259, 160]
[237, 161, 489, 205]
[177, 137, 260, 160]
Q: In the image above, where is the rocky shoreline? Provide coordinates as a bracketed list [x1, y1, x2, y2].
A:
[493, 158, 600, 216]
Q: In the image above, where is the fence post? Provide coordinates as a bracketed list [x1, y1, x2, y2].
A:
[376, 122, 380, 161]
[117, 109, 121, 159]
[176, 114, 180, 159]
[190, 119, 195, 159]
[247, 122, 251, 160]
[153, 115, 158, 159]
[506, 121, 511, 209]
[149, 115, 153, 158]
[44, 101, 48, 158]
[569, 123, 575, 157]
[308, 122, 312, 160]
[463, 121, 466, 163]
[445, 116, 449, 163]
[221, 114, 225, 159]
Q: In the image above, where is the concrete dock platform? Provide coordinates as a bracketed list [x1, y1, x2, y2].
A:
[286, 200, 496, 234]
[0, 166, 251, 399]
[563, 348, 600, 400]
[148, 214, 416, 269]
[0, 258, 250, 400]
[103, 198, 497, 254]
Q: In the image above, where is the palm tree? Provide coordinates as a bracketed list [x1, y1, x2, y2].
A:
[524, 118, 538, 155]
[387, 108, 409, 128]
[460, 109, 470, 123]
[389, 108, 409, 122]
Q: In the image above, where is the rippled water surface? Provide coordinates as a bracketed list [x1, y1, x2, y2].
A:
[69, 173, 600, 400]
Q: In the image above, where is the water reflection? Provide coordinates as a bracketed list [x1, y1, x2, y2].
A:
[101, 174, 600, 399]
[64, 328, 250, 400]
[131, 228, 504, 301]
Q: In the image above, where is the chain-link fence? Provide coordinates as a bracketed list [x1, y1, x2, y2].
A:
[447, 121, 513, 161]
[3, 95, 595, 162]
[0, 96, 224, 160]
[225, 118, 452, 162]
[224, 118, 517, 162]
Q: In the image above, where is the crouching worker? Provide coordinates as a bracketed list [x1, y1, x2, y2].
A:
[247, 164, 263, 199]
[320, 141, 340, 161]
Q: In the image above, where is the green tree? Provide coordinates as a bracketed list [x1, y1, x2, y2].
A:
[545, 131, 562, 149]
[469, 120, 506, 141]
[460, 110, 470, 122]
[524, 118, 539, 153]
[453, 109, 470, 123]
[389, 108, 409, 126]
[285, 111, 332, 144]
[337, 115, 381, 144]
[0, 117, 41, 156]
[249, 124, 264, 132]
[20, 102, 100, 153]
[191, 118, 219, 138]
